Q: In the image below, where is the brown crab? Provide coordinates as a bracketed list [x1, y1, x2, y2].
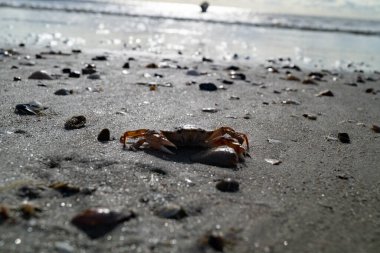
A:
[120, 125, 249, 167]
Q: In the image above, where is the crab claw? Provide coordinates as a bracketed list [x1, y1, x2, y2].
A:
[145, 131, 177, 155]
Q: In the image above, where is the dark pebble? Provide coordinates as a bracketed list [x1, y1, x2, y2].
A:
[54, 89, 73, 96]
[97, 128, 111, 142]
[72, 49, 82, 53]
[64, 115, 86, 130]
[92, 55, 107, 61]
[365, 88, 374, 93]
[28, 70, 53, 80]
[122, 62, 130, 69]
[202, 57, 213, 63]
[11, 65, 18, 69]
[88, 74, 101, 80]
[13, 77, 21, 81]
[225, 65, 240, 71]
[222, 79, 234, 85]
[82, 68, 97, 75]
[146, 63, 158, 68]
[128, 57, 136, 61]
[216, 178, 239, 192]
[230, 72, 246, 80]
[17, 186, 45, 199]
[344, 82, 358, 87]
[199, 82, 217, 91]
[308, 72, 324, 78]
[372, 124, 380, 133]
[15, 101, 47, 115]
[62, 68, 71, 74]
[19, 43, 25, 47]
[71, 208, 136, 239]
[203, 232, 225, 252]
[155, 203, 188, 220]
[35, 54, 44, 59]
[69, 71, 80, 78]
[316, 90, 334, 97]
[338, 133, 350, 143]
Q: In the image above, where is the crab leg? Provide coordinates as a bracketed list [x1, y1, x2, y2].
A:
[208, 127, 249, 151]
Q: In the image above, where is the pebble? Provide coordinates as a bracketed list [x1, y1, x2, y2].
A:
[282, 100, 300, 105]
[229, 71, 246, 80]
[69, 71, 80, 78]
[202, 108, 218, 113]
[216, 178, 239, 192]
[316, 90, 334, 97]
[13, 77, 21, 81]
[92, 55, 107, 61]
[19, 202, 42, 219]
[202, 231, 225, 252]
[199, 82, 217, 91]
[229, 96, 240, 100]
[155, 203, 187, 220]
[71, 208, 136, 239]
[82, 64, 97, 75]
[222, 79, 234, 85]
[146, 63, 158, 68]
[285, 73, 300, 81]
[97, 128, 111, 142]
[267, 67, 279, 73]
[72, 49, 82, 54]
[225, 65, 240, 71]
[62, 68, 71, 74]
[54, 241, 74, 253]
[15, 101, 47, 115]
[302, 78, 317, 84]
[88, 74, 101, 80]
[265, 158, 282, 165]
[372, 124, 380, 133]
[17, 185, 45, 199]
[54, 89, 73, 96]
[49, 182, 80, 197]
[28, 70, 53, 80]
[202, 57, 213, 62]
[338, 133, 350, 143]
[122, 62, 130, 69]
[303, 113, 317, 120]
[186, 70, 200, 76]
[267, 138, 281, 144]
[64, 115, 86, 130]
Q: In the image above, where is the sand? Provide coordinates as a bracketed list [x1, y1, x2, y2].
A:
[0, 47, 379, 253]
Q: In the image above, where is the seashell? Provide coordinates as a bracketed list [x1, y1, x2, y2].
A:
[265, 158, 282, 165]
[28, 70, 53, 80]
[316, 90, 334, 97]
[64, 116, 86, 130]
[71, 208, 136, 239]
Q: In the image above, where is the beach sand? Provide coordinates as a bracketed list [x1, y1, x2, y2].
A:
[0, 46, 379, 253]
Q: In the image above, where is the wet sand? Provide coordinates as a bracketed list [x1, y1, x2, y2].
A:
[0, 47, 380, 253]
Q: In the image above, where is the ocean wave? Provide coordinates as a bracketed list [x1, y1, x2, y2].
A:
[1, 0, 380, 36]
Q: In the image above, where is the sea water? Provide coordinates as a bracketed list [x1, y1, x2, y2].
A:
[0, 0, 379, 70]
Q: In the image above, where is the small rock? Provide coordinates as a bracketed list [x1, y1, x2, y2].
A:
[225, 65, 240, 71]
[64, 116, 86, 130]
[371, 124, 380, 133]
[49, 182, 80, 197]
[216, 178, 239, 192]
[186, 70, 200, 76]
[338, 133, 350, 143]
[229, 96, 240, 100]
[365, 88, 374, 93]
[202, 108, 218, 113]
[62, 68, 71, 74]
[243, 113, 251, 119]
[13, 77, 21, 81]
[28, 70, 53, 80]
[202, 57, 213, 63]
[69, 71, 80, 78]
[302, 78, 317, 84]
[17, 186, 45, 199]
[201, 231, 225, 252]
[303, 113, 317, 120]
[199, 82, 217, 91]
[55, 241, 74, 253]
[97, 129, 111, 142]
[92, 55, 107, 61]
[71, 208, 136, 239]
[229, 71, 246, 80]
[344, 82, 357, 87]
[88, 74, 101, 80]
[222, 79, 234, 85]
[19, 202, 42, 219]
[15, 101, 47, 115]
[155, 203, 187, 220]
[282, 100, 300, 105]
[146, 63, 158, 68]
[122, 62, 130, 69]
[82, 64, 97, 75]
[316, 90, 334, 97]
[285, 73, 300, 81]
[265, 158, 282, 165]
[72, 49, 82, 53]
[267, 67, 279, 73]
[54, 89, 73, 96]
[267, 138, 281, 144]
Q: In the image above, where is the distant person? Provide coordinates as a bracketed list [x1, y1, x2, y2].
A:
[200, 1, 209, 13]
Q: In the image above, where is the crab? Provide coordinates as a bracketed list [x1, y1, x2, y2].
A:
[120, 125, 250, 167]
